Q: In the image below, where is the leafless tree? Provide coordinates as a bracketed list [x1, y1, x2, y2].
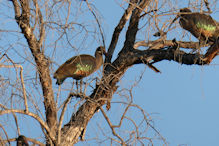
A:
[0, 0, 218, 145]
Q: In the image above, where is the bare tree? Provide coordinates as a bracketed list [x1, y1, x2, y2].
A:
[0, 0, 218, 145]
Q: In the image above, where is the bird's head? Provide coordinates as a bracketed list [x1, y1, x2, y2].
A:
[167, 8, 192, 30]
[180, 8, 192, 13]
[53, 70, 66, 85]
[95, 46, 107, 57]
[179, 8, 192, 16]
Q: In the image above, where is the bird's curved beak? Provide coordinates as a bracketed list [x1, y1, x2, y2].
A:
[103, 50, 108, 57]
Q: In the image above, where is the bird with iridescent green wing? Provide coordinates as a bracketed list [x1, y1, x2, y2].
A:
[54, 46, 106, 92]
[178, 8, 219, 62]
[179, 8, 219, 45]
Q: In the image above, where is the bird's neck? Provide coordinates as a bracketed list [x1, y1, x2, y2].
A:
[95, 53, 103, 69]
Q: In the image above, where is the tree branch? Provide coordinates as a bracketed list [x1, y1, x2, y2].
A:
[11, 0, 57, 143]
[32, 0, 45, 48]
[0, 62, 28, 112]
[203, 41, 219, 63]
[0, 106, 56, 143]
[0, 124, 10, 145]
[134, 40, 204, 50]
[57, 94, 73, 145]
[3, 137, 45, 146]
[119, 0, 152, 55]
[106, 0, 139, 63]
[100, 107, 125, 145]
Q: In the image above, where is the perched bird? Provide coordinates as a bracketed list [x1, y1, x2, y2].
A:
[17, 135, 29, 146]
[179, 8, 219, 44]
[54, 46, 106, 91]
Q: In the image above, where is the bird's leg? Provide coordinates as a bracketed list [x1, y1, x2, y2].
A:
[197, 39, 208, 55]
[197, 41, 202, 54]
[80, 79, 83, 93]
[95, 77, 99, 85]
[71, 80, 75, 93]
[191, 40, 203, 54]
[76, 80, 79, 93]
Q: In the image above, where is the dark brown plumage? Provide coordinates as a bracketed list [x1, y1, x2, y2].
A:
[17, 135, 29, 146]
[179, 8, 219, 43]
[54, 46, 106, 85]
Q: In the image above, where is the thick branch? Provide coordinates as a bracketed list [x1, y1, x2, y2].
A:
[203, 41, 219, 63]
[133, 48, 206, 65]
[119, 0, 152, 55]
[106, 0, 139, 63]
[33, 0, 45, 47]
[134, 40, 203, 50]
[12, 0, 57, 143]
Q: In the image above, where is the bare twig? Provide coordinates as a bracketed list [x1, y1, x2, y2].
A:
[19, 66, 28, 112]
[3, 137, 45, 146]
[140, 9, 158, 18]
[32, 0, 45, 48]
[24, 137, 45, 146]
[0, 64, 28, 112]
[0, 105, 55, 143]
[57, 94, 73, 145]
[124, 116, 139, 143]
[111, 101, 167, 145]
[203, 0, 212, 13]
[85, 1, 105, 47]
[12, 112, 20, 135]
[99, 107, 125, 145]
[128, 103, 167, 145]
[0, 124, 10, 145]
[112, 103, 132, 128]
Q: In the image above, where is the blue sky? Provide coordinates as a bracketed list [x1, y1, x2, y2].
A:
[0, 0, 219, 145]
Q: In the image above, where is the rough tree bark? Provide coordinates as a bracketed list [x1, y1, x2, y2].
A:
[11, 0, 57, 144]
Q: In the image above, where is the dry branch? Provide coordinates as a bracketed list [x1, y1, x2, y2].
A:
[106, 0, 139, 63]
[3, 137, 45, 146]
[11, 0, 57, 143]
[0, 105, 55, 143]
[100, 107, 125, 145]
[0, 124, 10, 145]
[203, 41, 219, 63]
[0, 63, 28, 112]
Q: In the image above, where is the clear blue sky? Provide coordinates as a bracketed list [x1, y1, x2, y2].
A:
[0, 0, 219, 145]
